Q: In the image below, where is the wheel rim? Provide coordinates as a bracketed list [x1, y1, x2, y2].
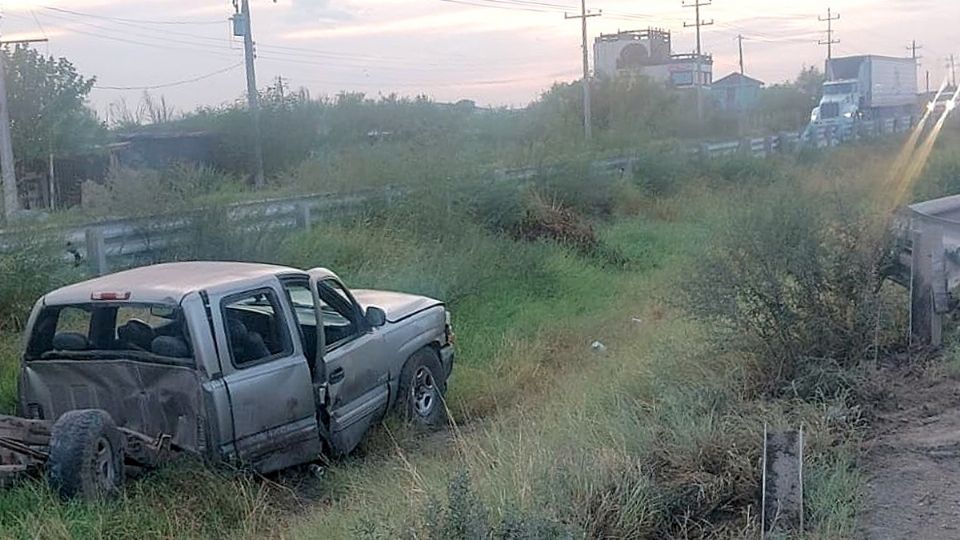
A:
[94, 436, 117, 492]
[412, 366, 437, 417]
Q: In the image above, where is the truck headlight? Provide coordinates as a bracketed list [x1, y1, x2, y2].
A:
[843, 112, 854, 119]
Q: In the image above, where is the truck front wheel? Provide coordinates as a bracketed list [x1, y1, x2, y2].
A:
[47, 409, 124, 500]
[398, 348, 447, 426]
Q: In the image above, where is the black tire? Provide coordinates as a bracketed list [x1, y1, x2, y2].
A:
[47, 409, 124, 501]
[397, 348, 447, 426]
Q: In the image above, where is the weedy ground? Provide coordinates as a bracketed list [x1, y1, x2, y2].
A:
[0, 133, 957, 538]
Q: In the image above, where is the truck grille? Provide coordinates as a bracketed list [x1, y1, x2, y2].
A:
[821, 103, 840, 119]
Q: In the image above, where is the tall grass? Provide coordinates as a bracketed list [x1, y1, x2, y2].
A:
[0, 141, 915, 538]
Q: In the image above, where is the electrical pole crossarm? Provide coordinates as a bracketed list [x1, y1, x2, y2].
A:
[818, 7, 840, 62]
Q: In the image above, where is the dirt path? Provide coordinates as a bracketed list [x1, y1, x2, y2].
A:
[862, 364, 960, 539]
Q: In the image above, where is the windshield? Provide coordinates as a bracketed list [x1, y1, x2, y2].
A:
[26, 303, 192, 363]
[823, 82, 857, 95]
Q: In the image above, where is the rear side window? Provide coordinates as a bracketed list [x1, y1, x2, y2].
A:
[26, 303, 191, 362]
[222, 289, 292, 367]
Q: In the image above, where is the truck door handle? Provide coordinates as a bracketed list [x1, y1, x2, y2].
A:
[329, 368, 345, 384]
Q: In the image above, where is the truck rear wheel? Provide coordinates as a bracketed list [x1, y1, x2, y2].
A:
[47, 409, 124, 500]
[398, 348, 447, 427]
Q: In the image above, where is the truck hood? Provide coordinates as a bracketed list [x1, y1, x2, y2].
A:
[351, 290, 444, 323]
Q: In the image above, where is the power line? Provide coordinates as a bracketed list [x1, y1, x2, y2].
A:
[20, 11, 241, 58]
[34, 7, 550, 72]
[42, 6, 225, 25]
[437, 0, 652, 20]
[35, 10, 238, 50]
[94, 62, 244, 90]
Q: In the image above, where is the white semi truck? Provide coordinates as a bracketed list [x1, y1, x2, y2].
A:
[807, 55, 918, 134]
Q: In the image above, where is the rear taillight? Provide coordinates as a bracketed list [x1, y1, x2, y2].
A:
[91, 291, 131, 301]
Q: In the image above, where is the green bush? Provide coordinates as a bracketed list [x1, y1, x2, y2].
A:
[914, 145, 960, 201]
[81, 164, 242, 217]
[629, 145, 693, 197]
[0, 240, 84, 331]
[707, 154, 793, 185]
[681, 184, 894, 397]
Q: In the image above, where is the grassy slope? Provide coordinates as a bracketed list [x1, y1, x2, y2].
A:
[282, 189, 865, 539]
[0, 147, 902, 537]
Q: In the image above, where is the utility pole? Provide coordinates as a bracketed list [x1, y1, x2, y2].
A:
[0, 38, 48, 224]
[736, 34, 746, 136]
[907, 41, 922, 95]
[907, 40, 922, 62]
[232, 0, 265, 189]
[818, 8, 840, 65]
[950, 54, 957, 88]
[738, 34, 745, 75]
[683, 0, 713, 124]
[565, 0, 601, 141]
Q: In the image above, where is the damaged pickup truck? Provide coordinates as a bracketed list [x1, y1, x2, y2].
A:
[0, 262, 454, 499]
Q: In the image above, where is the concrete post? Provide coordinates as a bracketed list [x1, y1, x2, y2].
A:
[764, 135, 775, 157]
[85, 227, 108, 276]
[699, 142, 712, 160]
[296, 201, 312, 230]
[911, 224, 944, 347]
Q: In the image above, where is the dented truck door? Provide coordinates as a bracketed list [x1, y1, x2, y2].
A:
[209, 280, 322, 472]
[308, 270, 390, 455]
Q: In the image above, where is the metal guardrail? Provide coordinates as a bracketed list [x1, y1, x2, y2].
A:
[900, 194, 960, 347]
[0, 117, 915, 276]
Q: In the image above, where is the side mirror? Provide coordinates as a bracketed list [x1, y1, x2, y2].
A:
[365, 307, 387, 328]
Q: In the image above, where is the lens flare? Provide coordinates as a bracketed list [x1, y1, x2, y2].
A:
[889, 84, 960, 211]
[884, 76, 951, 198]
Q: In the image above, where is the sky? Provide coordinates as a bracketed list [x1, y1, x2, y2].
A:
[0, 0, 957, 119]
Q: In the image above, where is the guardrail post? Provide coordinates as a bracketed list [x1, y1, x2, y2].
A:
[911, 224, 944, 347]
[296, 201, 313, 231]
[699, 142, 711, 160]
[764, 135, 775, 157]
[85, 227, 108, 276]
[739, 137, 752, 155]
[778, 132, 792, 154]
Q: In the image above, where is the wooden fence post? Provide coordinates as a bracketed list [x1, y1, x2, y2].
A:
[85, 227, 108, 276]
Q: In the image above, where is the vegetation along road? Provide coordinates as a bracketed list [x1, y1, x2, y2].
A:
[0, 38, 959, 539]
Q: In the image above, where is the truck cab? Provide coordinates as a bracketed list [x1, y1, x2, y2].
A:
[810, 79, 862, 127]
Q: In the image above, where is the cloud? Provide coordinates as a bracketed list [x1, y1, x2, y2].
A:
[285, 0, 355, 23]
[281, 8, 544, 39]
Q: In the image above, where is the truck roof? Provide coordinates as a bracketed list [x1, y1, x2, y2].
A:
[43, 262, 305, 306]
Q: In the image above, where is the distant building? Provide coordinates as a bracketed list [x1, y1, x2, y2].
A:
[107, 131, 220, 170]
[593, 29, 713, 88]
[711, 72, 765, 111]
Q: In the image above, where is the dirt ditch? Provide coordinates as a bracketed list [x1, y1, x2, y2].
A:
[862, 358, 960, 539]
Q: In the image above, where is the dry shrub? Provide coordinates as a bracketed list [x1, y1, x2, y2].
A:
[514, 192, 599, 254]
